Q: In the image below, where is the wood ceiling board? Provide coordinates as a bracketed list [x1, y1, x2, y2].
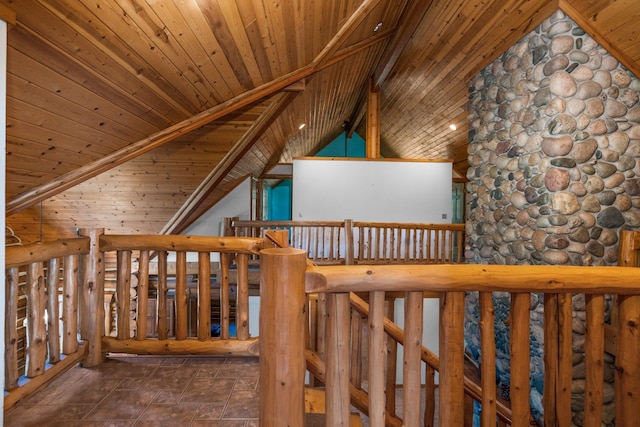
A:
[560, 0, 640, 78]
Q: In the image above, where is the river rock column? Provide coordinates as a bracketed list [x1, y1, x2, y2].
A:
[464, 10, 639, 426]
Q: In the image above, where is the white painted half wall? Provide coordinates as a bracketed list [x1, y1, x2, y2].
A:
[292, 158, 452, 383]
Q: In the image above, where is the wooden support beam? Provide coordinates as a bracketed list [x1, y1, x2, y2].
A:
[160, 92, 296, 235]
[373, 0, 435, 87]
[311, 0, 381, 70]
[366, 77, 380, 158]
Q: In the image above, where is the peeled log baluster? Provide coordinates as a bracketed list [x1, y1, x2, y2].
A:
[26, 262, 47, 378]
[46, 258, 61, 364]
[5, 267, 20, 390]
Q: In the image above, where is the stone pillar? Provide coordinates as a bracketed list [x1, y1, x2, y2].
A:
[464, 10, 638, 426]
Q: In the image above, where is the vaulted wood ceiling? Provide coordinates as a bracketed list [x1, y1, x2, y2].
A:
[5, 0, 640, 244]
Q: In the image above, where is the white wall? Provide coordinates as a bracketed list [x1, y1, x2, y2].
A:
[183, 177, 252, 237]
[292, 158, 452, 222]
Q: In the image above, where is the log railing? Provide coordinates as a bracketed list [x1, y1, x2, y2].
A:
[260, 231, 640, 426]
[5, 233, 92, 410]
[4, 231, 268, 410]
[226, 218, 465, 265]
[98, 234, 266, 356]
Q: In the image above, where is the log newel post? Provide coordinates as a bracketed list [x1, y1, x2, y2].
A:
[79, 228, 105, 367]
[259, 248, 307, 427]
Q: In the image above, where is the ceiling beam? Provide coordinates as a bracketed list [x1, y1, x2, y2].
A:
[373, 0, 435, 88]
[311, 0, 382, 69]
[161, 92, 297, 235]
[348, 0, 433, 137]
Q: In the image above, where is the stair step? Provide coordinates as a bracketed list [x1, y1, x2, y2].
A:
[305, 387, 363, 426]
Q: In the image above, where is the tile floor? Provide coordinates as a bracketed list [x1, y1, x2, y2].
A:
[4, 355, 261, 427]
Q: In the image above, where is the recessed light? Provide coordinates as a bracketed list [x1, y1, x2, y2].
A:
[449, 124, 457, 131]
[373, 21, 383, 32]
[298, 123, 306, 130]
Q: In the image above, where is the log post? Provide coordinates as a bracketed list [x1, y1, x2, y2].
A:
[46, 257, 61, 364]
[616, 230, 640, 426]
[259, 248, 307, 427]
[79, 228, 105, 367]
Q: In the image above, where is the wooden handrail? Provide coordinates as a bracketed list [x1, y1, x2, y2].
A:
[305, 263, 640, 294]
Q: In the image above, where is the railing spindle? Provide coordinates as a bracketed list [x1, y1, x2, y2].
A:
[480, 291, 497, 426]
[368, 290, 386, 426]
[198, 252, 211, 340]
[26, 261, 47, 377]
[236, 253, 250, 340]
[136, 251, 149, 340]
[385, 300, 397, 419]
[583, 294, 604, 427]
[510, 292, 531, 427]
[403, 291, 423, 425]
[62, 255, 79, 353]
[5, 266, 20, 390]
[46, 258, 61, 364]
[439, 291, 465, 426]
[326, 292, 351, 425]
[80, 228, 104, 366]
[220, 252, 230, 339]
[156, 251, 168, 340]
[175, 251, 187, 340]
[116, 250, 132, 340]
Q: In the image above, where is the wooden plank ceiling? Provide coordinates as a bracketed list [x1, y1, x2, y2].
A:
[5, 0, 640, 243]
